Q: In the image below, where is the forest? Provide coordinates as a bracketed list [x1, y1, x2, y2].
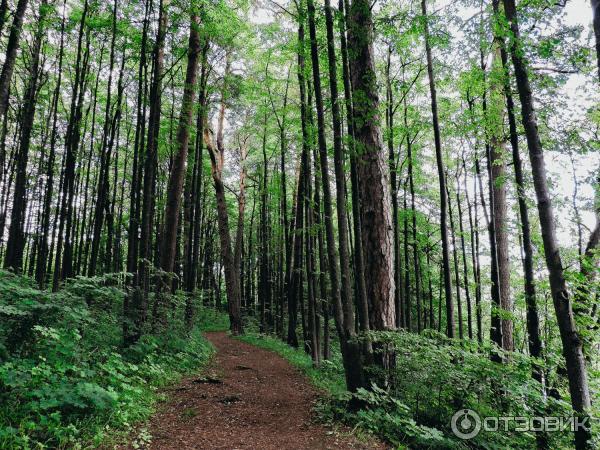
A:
[0, 0, 598, 447]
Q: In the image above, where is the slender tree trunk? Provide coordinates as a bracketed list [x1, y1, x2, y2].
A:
[493, 2, 544, 373]
[455, 170, 473, 340]
[503, 0, 592, 446]
[421, 0, 454, 337]
[306, 0, 364, 391]
[488, 46, 513, 351]
[129, 0, 168, 343]
[0, 0, 29, 120]
[446, 173, 463, 339]
[153, 9, 201, 325]
[339, 0, 371, 344]
[203, 53, 243, 336]
[4, 0, 47, 271]
[88, 0, 119, 276]
[386, 47, 402, 330]
[53, 0, 90, 291]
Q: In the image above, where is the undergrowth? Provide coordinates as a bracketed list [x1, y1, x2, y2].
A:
[238, 328, 592, 449]
[0, 270, 215, 449]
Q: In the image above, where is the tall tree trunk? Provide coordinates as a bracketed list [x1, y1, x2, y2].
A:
[129, 0, 168, 343]
[203, 53, 243, 336]
[153, 9, 201, 324]
[347, 0, 396, 339]
[4, 0, 47, 271]
[0, 0, 29, 120]
[259, 112, 271, 333]
[53, 0, 90, 291]
[339, 0, 371, 343]
[493, 0, 543, 375]
[386, 47, 402, 330]
[502, 0, 592, 446]
[488, 46, 513, 351]
[305, 0, 364, 391]
[89, 0, 119, 276]
[421, 0, 454, 337]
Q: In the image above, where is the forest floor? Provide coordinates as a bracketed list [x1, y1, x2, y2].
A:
[126, 331, 386, 449]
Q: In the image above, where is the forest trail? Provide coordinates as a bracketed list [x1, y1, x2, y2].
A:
[134, 332, 386, 449]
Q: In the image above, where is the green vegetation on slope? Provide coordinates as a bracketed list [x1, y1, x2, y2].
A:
[239, 328, 595, 449]
[0, 271, 215, 449]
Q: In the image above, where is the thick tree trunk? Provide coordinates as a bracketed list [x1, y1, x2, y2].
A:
[348, 0, 396, 334]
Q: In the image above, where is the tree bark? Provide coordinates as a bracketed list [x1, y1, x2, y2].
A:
[4, 0, 47, 272]
[421, 0, 454, 337]
[203, 53, 244, 336]
[503, 0, 592, 446]
[153, 8, 201, 324]
[0, 0, 29, 120]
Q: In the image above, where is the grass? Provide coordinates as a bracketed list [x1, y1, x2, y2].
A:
[197, 307, 231, 332]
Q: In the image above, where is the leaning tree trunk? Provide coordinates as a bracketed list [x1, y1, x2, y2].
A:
[503, 0, 592, 447]
[203, 53, 243, 336]
[492, 0, 543, 378]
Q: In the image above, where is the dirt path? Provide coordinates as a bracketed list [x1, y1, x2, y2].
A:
[137, 331, 386, 449]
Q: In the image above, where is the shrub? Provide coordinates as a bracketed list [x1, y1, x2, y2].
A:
[0, 271, 213, 449]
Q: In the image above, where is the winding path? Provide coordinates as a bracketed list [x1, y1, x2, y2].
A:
[139, 331, 385, 450]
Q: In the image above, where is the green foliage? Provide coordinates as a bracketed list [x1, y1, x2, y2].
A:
[347, 330, 576, 449]
[0, 271, 213, 449]
[241, 326, 582, 449]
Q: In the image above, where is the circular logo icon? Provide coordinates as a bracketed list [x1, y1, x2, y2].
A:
[451, 409, 481, 439]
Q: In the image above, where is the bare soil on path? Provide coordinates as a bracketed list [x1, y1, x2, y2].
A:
[134, 331, 387, 450]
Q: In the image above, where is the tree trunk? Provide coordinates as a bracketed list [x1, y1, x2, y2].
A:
[4, 0, 47, 272]
[503, 0, 592, 446]
[347, 0, 396, 338]
[421, 0, 454, 337]
[203, 53, 243, 336]
[153, 9, 201, 324]
[0, 0, 29, 120]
